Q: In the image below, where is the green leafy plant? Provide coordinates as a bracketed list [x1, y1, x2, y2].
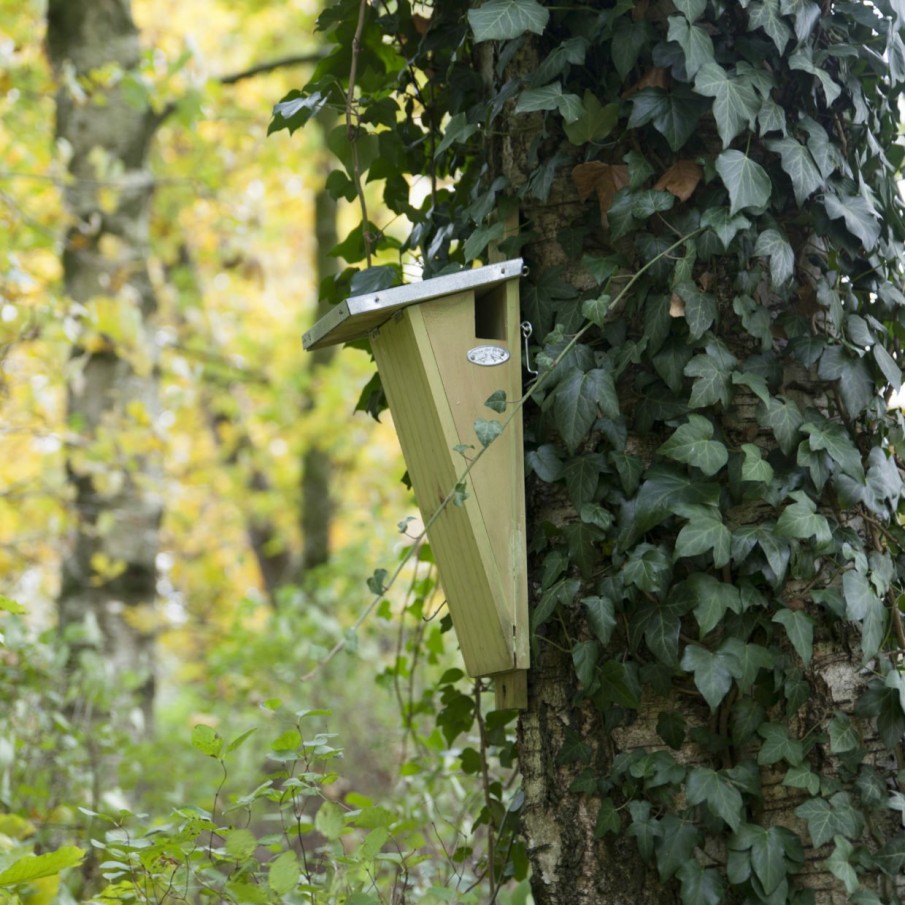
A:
[271, 0, 905, 901]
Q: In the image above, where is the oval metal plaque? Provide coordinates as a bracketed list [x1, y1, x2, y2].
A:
[466, 345, 510, 366]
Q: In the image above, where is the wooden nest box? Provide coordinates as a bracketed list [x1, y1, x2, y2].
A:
[304, 260, 529, 709]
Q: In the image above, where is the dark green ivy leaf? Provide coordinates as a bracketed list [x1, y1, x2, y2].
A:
[484, 390, 507, 413]
[687, 767, 744, 831]
[655, 815, 701, 881]
[658, 414, 728, 476]
[554, 368, 619, 453]
[583, 595, 616, 646]
[681, 644, 736, 709]
[468, 0, 550, 43]
[715, 150, 772, 214]
[772, 608, 814, 665]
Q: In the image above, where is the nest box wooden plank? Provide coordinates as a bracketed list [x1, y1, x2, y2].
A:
[304, 260, 529, 709]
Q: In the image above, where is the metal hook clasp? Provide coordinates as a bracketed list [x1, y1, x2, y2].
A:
[521, 320, 538, 376]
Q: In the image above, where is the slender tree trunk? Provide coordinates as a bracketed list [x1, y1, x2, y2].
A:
[300, 174, 338, 576]
[47, 0, 162, 726]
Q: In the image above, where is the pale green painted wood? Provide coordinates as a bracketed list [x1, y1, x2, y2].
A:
[370, 282, 529, 692]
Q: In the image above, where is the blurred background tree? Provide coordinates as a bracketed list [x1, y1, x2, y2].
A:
[1, 2, 527, 903]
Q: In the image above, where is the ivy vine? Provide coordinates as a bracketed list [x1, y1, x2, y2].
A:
[272, 0, 905, 902]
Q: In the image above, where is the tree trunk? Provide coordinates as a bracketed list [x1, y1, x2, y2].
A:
[485, 13, 905, 905]
[299, 172, 339, 576]
[47, 0, 162, 727]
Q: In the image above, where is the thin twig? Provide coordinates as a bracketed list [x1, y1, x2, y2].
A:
[219, 52, 326, 85]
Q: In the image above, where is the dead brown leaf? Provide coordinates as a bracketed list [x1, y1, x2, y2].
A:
[654, 160, 703, 202]
[623, 67, 670, 97]
[571, 162, 629, 225]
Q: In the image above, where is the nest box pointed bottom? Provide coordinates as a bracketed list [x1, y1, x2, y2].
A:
[304, 261, 529, 709]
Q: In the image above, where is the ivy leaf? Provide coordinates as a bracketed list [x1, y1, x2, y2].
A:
[684, 352, 733, 409]
[628, 800, 661, 861]
[657, 414, 728, 476]
[780, 0, 821, 43]
[629, 465, 720, 541]
[775, 491, 831, 544]
[594, 798, 621, 837]
[655, 815, 701, 881]
[789, 46, 841, 106]
[686, 767, 744, 831]
[680, 644, 736, 709]
[748, 0, 792, 52]
[581, 293, 612, 327]
[757, 723, 804, 766]
[628, 86, 708, 151]
[464, 221, 505, 261]
[474, 418, 503, 447]
[677, 861, 723, 905]
[667, 16, 715, 78]
[643, 598, 685, 666]
[624, 543, 673, 595]
[720, 638, 774, 692]
[873, 343, 903, 390]
[828, 712, 860, 754]
[876, 833, 905, 877]
[759, 395, 803, 455]
[749, 826, 789, 895]
[435, 112, 479, 155]
[843, 569, 888, 662]
[674, 0, 707, 18]
[563, 455, 605, 507]
[823, 190, 881, 248]
[527, 444, 564, 481]
[701, 208, 752, 248]
[583, 595, 616, 645]
[767, 137, 822, 205]
[695, 63, 761, 147]
[715, 150, 772, 214]
[554, 368, 618, 453]
[468, 0, 550, 42]
[572, 640, 600, 688]
[826, 837, 859, 894]
[772, 608, 814, 665]
[753, 228, 794, 285]
[516, 82, 584, 123]
[801, 418, 864, 480]
[675, 511, 731, 568]
[676, 283, 718, 340]
[741, 443, 774, 483]
[783, 764, 821, 796]
[564, 92, 620, 145]
[687, 574, 741, 636]
[484, 390, 507, 413]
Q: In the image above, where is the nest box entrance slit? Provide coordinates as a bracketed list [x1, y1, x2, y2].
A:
[303, 260, 530, 710]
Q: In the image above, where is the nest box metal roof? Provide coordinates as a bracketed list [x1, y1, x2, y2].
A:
[303, 258, 525, 351]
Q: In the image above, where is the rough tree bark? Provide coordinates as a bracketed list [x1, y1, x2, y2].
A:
[488, 18, 905, 905]
[47, 0, 162, 725]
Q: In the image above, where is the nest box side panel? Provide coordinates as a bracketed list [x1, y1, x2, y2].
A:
[370, 308, 515, 677]
[419, 284, 529, 671]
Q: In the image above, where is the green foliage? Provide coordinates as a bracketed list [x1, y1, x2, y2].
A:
[272, 0, 905, 900]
